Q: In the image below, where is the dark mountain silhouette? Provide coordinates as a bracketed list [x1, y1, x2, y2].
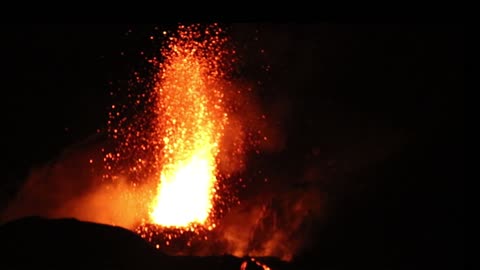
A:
[0, 216, 290, 269]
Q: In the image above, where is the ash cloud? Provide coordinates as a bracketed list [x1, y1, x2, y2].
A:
[0, 134, 149, 229]
[214, 186, 324, 261]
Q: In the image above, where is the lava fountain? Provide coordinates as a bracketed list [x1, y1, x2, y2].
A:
[148, 24, 230, 229]
[106, 23, 263, 253]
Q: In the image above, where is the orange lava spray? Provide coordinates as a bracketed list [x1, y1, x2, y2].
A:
[147, 24, 233, 229]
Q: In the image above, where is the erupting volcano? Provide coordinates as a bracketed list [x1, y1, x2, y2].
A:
[1, 22, 461, 270]
[105, 23, 241, 245]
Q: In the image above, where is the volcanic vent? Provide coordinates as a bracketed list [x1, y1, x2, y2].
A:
[103, 23, 259, 254]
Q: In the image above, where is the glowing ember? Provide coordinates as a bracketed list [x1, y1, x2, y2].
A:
[251, 257, 272, 270]
[240, 258, 272, 270]
[147, 24, 230, 228]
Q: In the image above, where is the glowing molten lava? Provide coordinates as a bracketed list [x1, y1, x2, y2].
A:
[148, 24, 229, 228]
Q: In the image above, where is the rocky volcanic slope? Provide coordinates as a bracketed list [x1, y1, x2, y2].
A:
[0, 216, 292, 269]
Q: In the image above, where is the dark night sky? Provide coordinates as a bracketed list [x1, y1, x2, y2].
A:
[0, 24, 463, 268]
